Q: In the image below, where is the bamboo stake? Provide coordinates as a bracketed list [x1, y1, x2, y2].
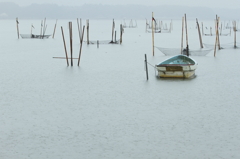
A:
[234, 20, 237, 48]
[61, 26, 69, 66]
[87, 19, 89, 45]
[42, 18, 46, 39]
[80, 18, 82, 41]
[144, 54, 149, 80]
[69, 22, 73, 66]
[145, 19, 148, 32]
[184, 14, 189, 56]
[120, 24, 123, 44]
[31, 24, 33, 35]
[181, 16, 184, 54]
[77, 18, 81, 42]
[52, 19, 57, 39]
[214, 17, 219, 57]
[220, 22, 222, 35]
[40, 20, 43, 38]
[16, 18, 19, 39]
[111, 19, 115, 43]
[78, 26, 85, 66]
[196, 18, 203, 48]
[217, 17, 221, 50]
[152, 12, 154, 56]
[43, 25, 47, 38]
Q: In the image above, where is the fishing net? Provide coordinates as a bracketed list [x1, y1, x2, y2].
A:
[203, 42, 240, 49]
[204, 33, 230, 36]
[20, 34, 51, 39]
[155, 46, 213, 56]
[84, 39, 120, 45]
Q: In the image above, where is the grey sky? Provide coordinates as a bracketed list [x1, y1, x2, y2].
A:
[1, 0, 240, 9]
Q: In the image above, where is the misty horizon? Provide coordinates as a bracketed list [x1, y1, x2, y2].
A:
[0, 2, 239, 20]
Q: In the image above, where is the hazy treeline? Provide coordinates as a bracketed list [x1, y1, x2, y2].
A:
[0, 2, 239, 20]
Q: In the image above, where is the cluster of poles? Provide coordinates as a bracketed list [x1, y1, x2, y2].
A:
[54, 19, 85, 66]
[15, 17, 57, 39]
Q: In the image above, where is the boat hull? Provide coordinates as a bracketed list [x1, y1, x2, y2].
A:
[156, 69, 196, 78]
[155, 55, 197, 78]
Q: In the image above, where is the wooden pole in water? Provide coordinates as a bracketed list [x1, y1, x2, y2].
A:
[42, 18, 46, 39]
[40, 20, 43, 38]
[87, 19, 89, 45]
[234, 20, 237, 48]
[80, 18, 82, 41]
[220, 22, 222, 35]
[152, 12, 155, 56]
[214, 17, 219, 57]
[144, 54, 149, 80]
[69, 22, 73, 66]
[201, 22, 204, 36]
[184, 14, 189, 56]
[77, 18, 81, 42]
[111, 19, 115, 43]
[78, 26, 85, 66]
[181, 16, 184, 54]
[16, 18, 19, 39]
[97, 40, 99, 48]
[217, 16, 221, 50]
[120, 24, 123, 44]
[61, 26, 69, 66]
[52, 19, 57, 38]
[196, 18, 203, 48]
[145, 19, 147, 32]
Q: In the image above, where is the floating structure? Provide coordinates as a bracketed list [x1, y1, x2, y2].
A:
[86, 19, 123, 45]
[20, 34, 51, 39]
[17, 18, 55, 39]
[122, 19, 137, 28]
[155, 55, 197, 78]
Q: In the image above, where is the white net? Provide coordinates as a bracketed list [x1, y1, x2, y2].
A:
[155, 46, 213, 56]
[203, 42, 240, 49]
[84, 39, 120, 45]
[20, 34, 51, 39]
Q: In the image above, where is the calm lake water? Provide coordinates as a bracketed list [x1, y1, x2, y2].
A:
[1, 18, 240, 159]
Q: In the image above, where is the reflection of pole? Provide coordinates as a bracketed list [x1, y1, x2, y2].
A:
[152, 12, 154, 56]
